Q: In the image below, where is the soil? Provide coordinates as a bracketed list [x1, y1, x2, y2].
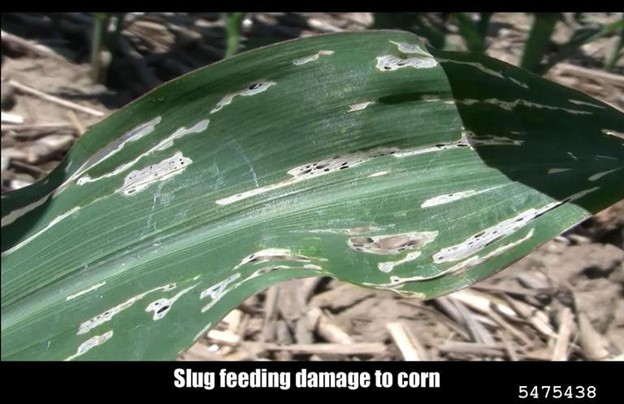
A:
[1, 12, 623, 361]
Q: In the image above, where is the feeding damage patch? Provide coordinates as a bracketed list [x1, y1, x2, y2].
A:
[211, 81, 276, 114]
[348, 231, 438, 255]
[120, 152, 192, 196]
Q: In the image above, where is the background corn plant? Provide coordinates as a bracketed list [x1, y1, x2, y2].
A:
[87, 13, 624, 87]
[2, 27, 623, 361]
[372, 13, 624, 78]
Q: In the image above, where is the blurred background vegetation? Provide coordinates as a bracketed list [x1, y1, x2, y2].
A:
[82, 12, 624, 83]
[3, 13, 621, 97]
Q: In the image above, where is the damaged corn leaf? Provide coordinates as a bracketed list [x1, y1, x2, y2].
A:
[2, 31, 623, 360]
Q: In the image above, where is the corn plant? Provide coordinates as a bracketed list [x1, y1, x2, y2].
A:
[374, 13, 623, 74]
[2, 31, 623, 360]
[373, 13, 449, 50]
[521, 13, 624, 74]
[453, 12, 492, 53]
[224, 12, 246, 58]
[605, 25, 623, 71]
[89, 12, 125, 84]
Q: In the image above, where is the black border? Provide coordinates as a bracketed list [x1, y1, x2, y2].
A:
[1, 361, 619, 401]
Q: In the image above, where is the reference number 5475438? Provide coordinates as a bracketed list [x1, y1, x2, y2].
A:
[518, 386, 596, 399]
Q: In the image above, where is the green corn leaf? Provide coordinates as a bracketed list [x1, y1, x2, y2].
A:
[454, 13, 487, 53]
[477, 13, 493, 42]
[2, 31, 622, 360]
[224, 12, 246, 58]
[543, 18, 624, 74]
[521, 13, 561, 73]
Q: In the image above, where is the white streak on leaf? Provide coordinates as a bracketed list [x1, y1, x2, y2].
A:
[249, 265, 296, 279]
[438, 58, 532, 89]
[509, 77, 529, 89]
[292, 50, 334, 65]
[151, 119, 209, 152]
[66, 281, 106, 301]
[77, 120, 208, 186]
[120, 152, 192, 196]
[76, 176, 93, 185]
[457, 98, 592, 115]
[77, 283, 176, 335]
[72, 117, 162, 179]
[200, 274, 241, 313]
[233, 248, 310, 270]
[378, 251, 422, 273]
[1, 196, 49, 228]
[436, 228, 535, 276]
[348, 101, 375, 112]
[422, 95, 455, 105]
[589, 168, 622, 182]
[360, 281, 427, 298]
[421, 95, 442, 102]
[367, 171, 389, 178]
[392, 144, 463, 157]
[421, 186, 499, 208]
[433, 187, 599, 263]
[3, 207, 81, 255]
[376, 54, 437, 71]
[216, 148, 399, 205]
[216, 181, 285, 206]
[547, 168, 572, 174]
[65, 331, 113, 361]
[292, 55, 318, 65]
[569, 99, 604, 109]
[389, 40, 430, 55]
[214, 128, 527, 207]
[602, 129, 624, 140]
[392, 134, 470, 157]
[438, 58, 504, 78]
[76, 160, 138, 186]
[247, 262, 322, 281]
[348, 231, 438, 255]
[466, 132, 524, 146]
[200, 274, 241, 300]
[459, 99, 479, 106]
[211, 81, 276, 114]
[200, 257, 321, 313]
[568, 187, 600, 201]
[217, 127, 529, 206]
[146, 284, 199, 320]
[371, 229, 535, 287]
[303, 226, 386, 235]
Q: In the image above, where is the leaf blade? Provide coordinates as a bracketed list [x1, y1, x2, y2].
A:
[2, 30, 622, 360]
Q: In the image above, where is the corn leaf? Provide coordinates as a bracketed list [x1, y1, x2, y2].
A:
[521, 13, 561, 73]
[2, 30, 623, 360]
